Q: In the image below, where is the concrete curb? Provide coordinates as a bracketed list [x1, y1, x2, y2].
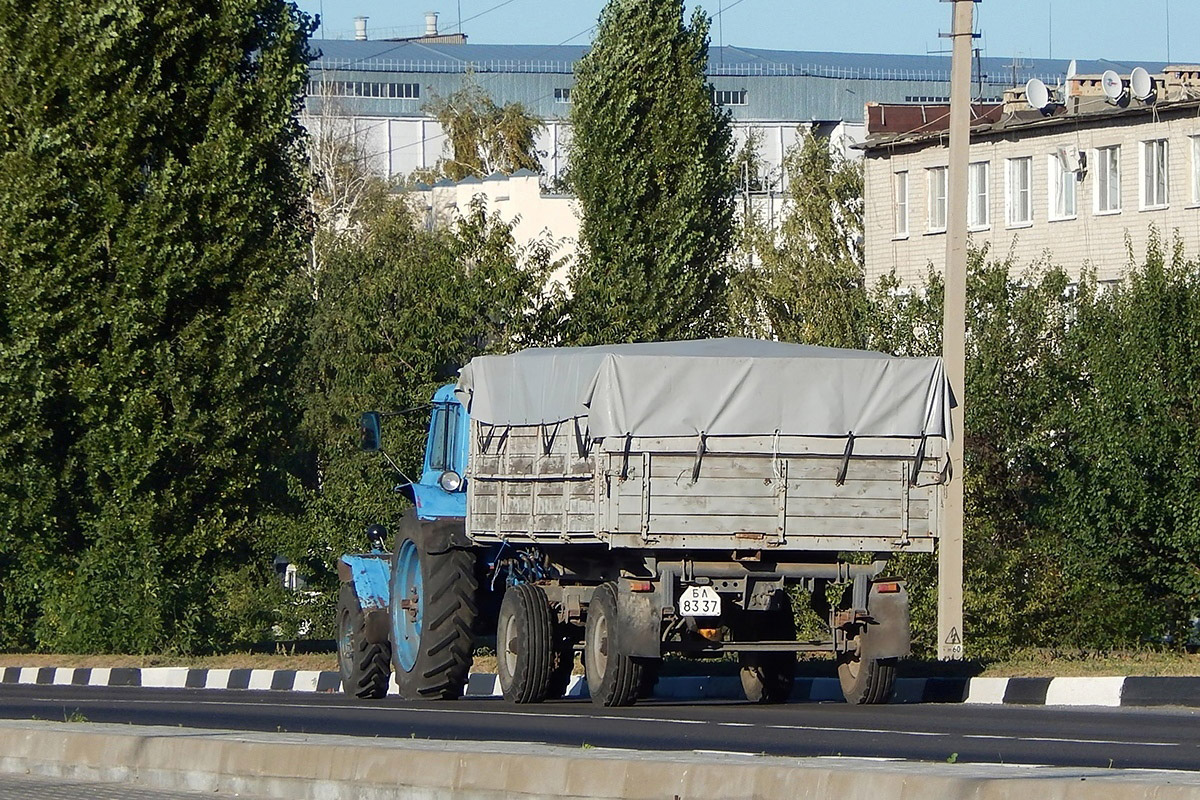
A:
[3, 666, 1199, 706]
[2, 720, 1200, 800]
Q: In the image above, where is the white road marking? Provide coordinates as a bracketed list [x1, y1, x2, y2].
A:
[13, 694, 1188, 751]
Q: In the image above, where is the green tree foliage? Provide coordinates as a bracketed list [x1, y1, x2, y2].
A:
[567, 0, 735, 344]
[285, 195, 562, 624]
[730, 132, 868, 347]
[422, 77, 545, 181]
[0, 0, 314, 652]
[863, 239, 1200, 657]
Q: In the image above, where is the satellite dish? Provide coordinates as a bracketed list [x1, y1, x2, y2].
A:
[1025, 78, 1051, 110]
[1101, 69, 1124, 102]
[1130, 66, 1154, 100]
[1066, 59, 1078, 80]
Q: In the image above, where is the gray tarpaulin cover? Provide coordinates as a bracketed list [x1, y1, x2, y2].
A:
[455, 338, 953, 440]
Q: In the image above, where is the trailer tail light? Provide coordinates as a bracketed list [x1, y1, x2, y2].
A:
[628, 580, 654, 592]
[875, 581, 901, 593]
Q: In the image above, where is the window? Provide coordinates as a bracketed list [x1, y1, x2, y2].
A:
[1095, 145, 1121, 213]
[1006, 157, 1032, 226]
[1192, 136, 1200, 205]
[968, 162, 989, 229]
[713, 89, 747, 106]
[927, 167, 947, 232]
[1141, 139, 1169, 209]
[1049, 152, 1077, 220]
[894, 171, 909, 237]
[427, 404, 458, 472]
[554, 87, 571, 104]
[307, 80, 420, 99]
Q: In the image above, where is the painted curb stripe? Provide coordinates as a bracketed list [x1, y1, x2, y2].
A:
[0, 666, 1197, 707]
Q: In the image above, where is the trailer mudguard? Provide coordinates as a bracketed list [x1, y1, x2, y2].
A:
[616, 578, 669, 658]
[865, 582, 911, 659]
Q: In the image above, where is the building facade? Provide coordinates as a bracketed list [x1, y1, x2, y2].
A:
[862, 69, 1200, 286]
[305, 33, 1131, 188]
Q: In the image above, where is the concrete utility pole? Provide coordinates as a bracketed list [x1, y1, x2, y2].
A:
[938, 0, 974, 661]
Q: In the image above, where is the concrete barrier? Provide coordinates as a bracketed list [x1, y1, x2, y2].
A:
[1, 720, 1199, 800]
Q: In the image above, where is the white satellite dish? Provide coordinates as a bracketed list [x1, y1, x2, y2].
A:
[1130, 66, 1155, 101]
[1025, 77, 1051, 110]
[1101, 69, 1125, 102]
[1066, 59, 1078, 81]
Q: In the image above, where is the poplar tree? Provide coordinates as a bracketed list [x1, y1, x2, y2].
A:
[567, 0, 734, 343]
[0, 0, 314, 652]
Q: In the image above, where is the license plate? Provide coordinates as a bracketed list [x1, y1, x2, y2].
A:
[678, 586, 721, 617]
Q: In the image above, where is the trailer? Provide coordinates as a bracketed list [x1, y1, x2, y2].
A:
[338, 338, 952, 706]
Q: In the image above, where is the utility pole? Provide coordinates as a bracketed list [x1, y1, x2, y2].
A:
[938, 0, 974, 661]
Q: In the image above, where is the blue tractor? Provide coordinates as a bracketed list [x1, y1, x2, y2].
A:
[337, 384, 507, 700]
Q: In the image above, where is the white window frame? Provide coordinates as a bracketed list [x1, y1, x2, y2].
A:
[927, 166, 947, 233]
[968, 161, 990, 230]
[893, 171, 909, 238]
[1192, 136, 1200, 206]
[1005, 156, 1033, 228]
[1048, 152, 1077, 221]
[1141, 138, 1169, 210]
[1095, 145, 1122, 214]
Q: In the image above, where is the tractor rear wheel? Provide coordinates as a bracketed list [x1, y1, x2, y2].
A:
[389, 516, 478, 700]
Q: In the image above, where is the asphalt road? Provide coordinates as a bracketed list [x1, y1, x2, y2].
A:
[1, 684, 1198, 772]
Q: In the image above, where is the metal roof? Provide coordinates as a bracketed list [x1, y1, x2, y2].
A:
[310, 39, 1167, 87]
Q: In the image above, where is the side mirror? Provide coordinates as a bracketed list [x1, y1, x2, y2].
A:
[359, 411, 382, 452]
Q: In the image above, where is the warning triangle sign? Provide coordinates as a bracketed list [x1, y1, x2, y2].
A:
[945, 627, 961, 645]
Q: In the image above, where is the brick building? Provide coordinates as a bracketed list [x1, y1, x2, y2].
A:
[861, 68, 1200, 286]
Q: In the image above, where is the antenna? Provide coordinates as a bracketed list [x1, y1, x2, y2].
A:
[1101, 69, 1125, 102]
[1066, 59, 1078, 80]
[1130, 66, 1155, 101]
[1025, 77, 1052, 111]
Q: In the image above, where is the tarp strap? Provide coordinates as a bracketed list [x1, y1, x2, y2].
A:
[835, 432, 855, 486]
[573, 417, 590, 458]
[620, 433, 633, 479]
[477, 423, 497, 454]
[540, 421, 561, 455]
[910, 434, 927, 486]
[690, 432, 708, 485]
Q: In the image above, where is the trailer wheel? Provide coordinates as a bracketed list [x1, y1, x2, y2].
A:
[584, 582, 644, 707]
[738, 596, 796, 704]
[837, 640, 897, 705]
[389, 516, 478, 700]
[337, 583, 391, 699]
[497, 583, 555, 703]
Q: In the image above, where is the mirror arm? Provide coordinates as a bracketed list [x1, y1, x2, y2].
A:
[378, 448, 416, 488]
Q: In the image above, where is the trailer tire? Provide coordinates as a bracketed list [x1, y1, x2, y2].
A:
[584, 582, 644, 707]
[389, 516, 478, 700]
[837, 647, 897, 705]
[497, 583, 555, 703]
[337, 583, 391, 699]
[738, 596, 796, 704]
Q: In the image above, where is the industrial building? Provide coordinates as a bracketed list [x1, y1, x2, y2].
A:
[305, 18, 1141, 189]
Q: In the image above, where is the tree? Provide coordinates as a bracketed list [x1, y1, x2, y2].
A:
[567, 0, 734, 344]
[729, 131, 868, 347]
[0, 0, 314, 652]
[302, 80, 391, 287]
[284, 196, 562, 629]
[422, 76, 545, 181]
